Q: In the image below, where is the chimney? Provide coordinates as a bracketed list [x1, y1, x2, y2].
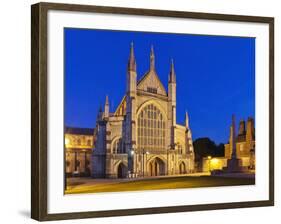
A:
[246, 117, 254, 142]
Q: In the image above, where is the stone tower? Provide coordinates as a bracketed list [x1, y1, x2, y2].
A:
[168, 59, 176, 149]
[126, 42, 137, 174]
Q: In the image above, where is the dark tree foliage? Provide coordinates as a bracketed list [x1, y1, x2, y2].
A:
[193, 138, 225, 162]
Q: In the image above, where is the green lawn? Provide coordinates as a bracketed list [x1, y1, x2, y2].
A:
[65, 176, 255, 194]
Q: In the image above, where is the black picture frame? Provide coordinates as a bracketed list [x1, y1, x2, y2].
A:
[31, 2, 274, 221]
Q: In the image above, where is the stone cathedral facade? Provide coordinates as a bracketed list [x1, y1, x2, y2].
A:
[92, 44, 195, 178]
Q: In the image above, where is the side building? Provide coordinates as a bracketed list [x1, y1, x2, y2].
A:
[202, 117, 255, 172]
[65, 127, 95, 177]
[224, 117, 255, 169]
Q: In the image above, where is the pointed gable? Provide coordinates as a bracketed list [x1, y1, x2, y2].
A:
[137, 70, 167, 96]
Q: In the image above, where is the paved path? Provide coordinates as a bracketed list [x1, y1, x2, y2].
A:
[66, 173, 255, 194]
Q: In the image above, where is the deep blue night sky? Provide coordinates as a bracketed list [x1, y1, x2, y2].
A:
[64, 28, 255, 144]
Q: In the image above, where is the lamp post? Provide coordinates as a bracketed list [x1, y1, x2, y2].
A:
[130, 149, 134, 178]
[84, 150, 87, 176]
[141, 148, 144, 177]
[166, 149, 169, 176]
[142, 149, 150, 177]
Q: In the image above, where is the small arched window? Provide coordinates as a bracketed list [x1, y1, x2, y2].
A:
[178, 144, 183, 154]
[112, 138, 123, 154]
[87, 139, 91, 146]
[77, 139, 81, 146]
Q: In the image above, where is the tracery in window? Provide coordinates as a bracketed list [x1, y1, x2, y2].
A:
[137, 104, 166, 151]
[147, 87, 157, 94]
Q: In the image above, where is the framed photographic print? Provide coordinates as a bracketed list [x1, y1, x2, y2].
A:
[31, 2, 274, 221]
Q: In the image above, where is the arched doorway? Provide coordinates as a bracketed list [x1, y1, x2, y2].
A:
[179, 162, 186, 174]
[149, 157, 165, 176]
[117, 163, 127, 178]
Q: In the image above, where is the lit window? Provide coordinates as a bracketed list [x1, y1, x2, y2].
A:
[137, 104, 166, 151]
[178, 144, 183, 154]
[87, 140, 91, 146]
[77, 139, 81, 145]
[147, 87, 157, 94]
[65, 137, 70, 145]
[240, 144, 244, 152]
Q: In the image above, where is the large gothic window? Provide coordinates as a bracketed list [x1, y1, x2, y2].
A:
[137, 104, 166, 151]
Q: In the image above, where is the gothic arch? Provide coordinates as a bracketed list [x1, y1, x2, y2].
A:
[113, 159, 128, 168]
[146, 155, 166, 164]
[111, 136, 123, 154]
[137, 100, 167, 120]
[179, 161, 187, 174]
[116, 162, 127, 178]
[114, 160, 128, 178]
[147, 156, 166, 176]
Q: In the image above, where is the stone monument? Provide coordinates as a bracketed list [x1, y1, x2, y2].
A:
[227, 114, 242, 172]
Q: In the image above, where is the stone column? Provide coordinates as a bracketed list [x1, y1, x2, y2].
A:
[231, 114, 237, 159]
[227, 114, 242, 173]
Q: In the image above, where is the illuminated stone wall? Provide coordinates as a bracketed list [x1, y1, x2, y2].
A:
[92, 46, 195, 178]
[224, 117, 255, 169]
[202, 157, 228, 172]
[65, 129, 94, 177]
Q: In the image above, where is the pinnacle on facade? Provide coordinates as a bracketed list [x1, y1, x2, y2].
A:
[105, 95, 109, 106]
[128, 42, 136, 72]
[185, 111, 189, 128]
[97, 103, 103, 120]
[169, 59, 176, 83]
[104, 95, 109, 118]
[98, 104, 103, 112]
[150, 45, 155, 71]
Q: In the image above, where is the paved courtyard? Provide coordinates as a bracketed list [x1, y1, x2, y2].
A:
[65, 173, 255, 194]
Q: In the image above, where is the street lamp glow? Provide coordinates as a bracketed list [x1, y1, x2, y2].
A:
[207, 156, 212, 160]
[65, 137, 70, 145]
[131, 150, 134, 156]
